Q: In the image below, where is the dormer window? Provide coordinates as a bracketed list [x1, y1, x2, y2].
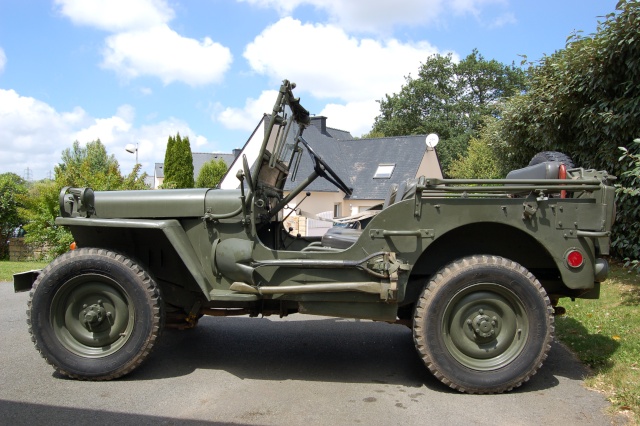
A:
[374, 164, 395, 179]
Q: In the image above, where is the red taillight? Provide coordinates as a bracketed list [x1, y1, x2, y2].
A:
[566, 249, 584, 268]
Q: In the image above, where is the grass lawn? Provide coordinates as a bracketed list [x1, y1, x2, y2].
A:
[2, 259, 639, 421]
[0, 260, 48, 282]
[556, 262, 640, 423]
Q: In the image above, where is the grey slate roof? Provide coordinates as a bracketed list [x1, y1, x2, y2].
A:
[218, 114, 435, 200]
[155, 152, 236, 179]
[283, 121, 350, 193]
[338, 136, 431, 200]
[284, 122, 432, 200]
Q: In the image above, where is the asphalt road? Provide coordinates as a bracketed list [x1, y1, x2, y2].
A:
[0, 282, 624, 425]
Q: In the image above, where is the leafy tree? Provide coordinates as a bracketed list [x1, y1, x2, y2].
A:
[18, 180, 73, 258]
[162, 134, 178, 189]
[163, 133, 194, 188]
[196, 158, 228, 188]
[20, 140, 149, 258]
[55, 140, 148, 190]
[617, 139, 640, 272]
[0, 173, 28, 259]
[496, 0, 640, 263]
[371, 50, 526, 175]
[448, 118, 507, 179]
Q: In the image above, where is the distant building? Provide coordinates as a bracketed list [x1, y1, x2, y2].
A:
[153, 152, 238, 189]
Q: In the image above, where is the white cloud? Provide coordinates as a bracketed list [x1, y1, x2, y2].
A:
[238, 0, 509, 32]
[73, 105, 134, 146]
[318, 101, 381, 137]
[0, 89, 211, 180]
[244, 18, 443, 103]
[238, 0, 443, 32]
[450, 0, 508, 16]
[488, 12, 517, 28]
[102, 25, 232, 86]
[54, 0, 173, 32]
[56, 0, 232, 86]
[0, 47, 6, 73]
[215, 90, 278, 131]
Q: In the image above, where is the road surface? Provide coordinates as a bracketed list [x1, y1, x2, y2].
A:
[0, 282, 624, 425]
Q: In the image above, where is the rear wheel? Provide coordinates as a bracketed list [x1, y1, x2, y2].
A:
[413, 255, 553, 394]
[28, 248, 164, 380]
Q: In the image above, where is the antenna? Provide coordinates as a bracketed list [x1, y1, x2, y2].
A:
[425, 134, 439, 150]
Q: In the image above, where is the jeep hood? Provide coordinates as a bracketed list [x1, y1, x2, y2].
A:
[90, 188, 242, 219]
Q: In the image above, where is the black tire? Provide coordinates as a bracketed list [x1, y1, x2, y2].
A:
[28, 248, 164, 380]
[528, 151, 575, 168]
[413, 255, 554, 394]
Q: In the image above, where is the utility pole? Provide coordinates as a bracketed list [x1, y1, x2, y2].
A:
[24, 167, 32, 181]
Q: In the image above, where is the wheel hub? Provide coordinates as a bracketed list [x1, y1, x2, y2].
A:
[469, 309, 499, 338]
[52, 277, 133, 356]
[80, 301, 110, 330]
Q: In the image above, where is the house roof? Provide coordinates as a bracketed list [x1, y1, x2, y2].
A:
[336, 135, 432, 200]
[155, 152, 236, 179]
[219, 114, 440, 200]
[284, 124, 434, 200]
[283, 121, 351, 193]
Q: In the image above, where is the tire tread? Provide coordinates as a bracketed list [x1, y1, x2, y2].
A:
[27, 248, 164, 381]
[413, 255, 554, 394]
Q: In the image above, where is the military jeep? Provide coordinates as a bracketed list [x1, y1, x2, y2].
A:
[15, 80, 616, 394]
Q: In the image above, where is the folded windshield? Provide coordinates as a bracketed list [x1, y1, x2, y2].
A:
[269, 103, 299, 169]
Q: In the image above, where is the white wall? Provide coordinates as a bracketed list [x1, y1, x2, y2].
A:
[220, 119, 265, 190]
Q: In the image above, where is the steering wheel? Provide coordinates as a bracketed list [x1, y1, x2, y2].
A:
[298, 136, 353, 196]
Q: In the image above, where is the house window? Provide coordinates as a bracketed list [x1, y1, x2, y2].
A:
[374, 164, 395, 179]
[333, 203, 341, 218]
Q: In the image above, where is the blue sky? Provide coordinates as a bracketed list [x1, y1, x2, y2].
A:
[0, 0, 616, 181]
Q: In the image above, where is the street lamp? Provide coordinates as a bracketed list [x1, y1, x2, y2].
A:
[125, 142, 139, 165]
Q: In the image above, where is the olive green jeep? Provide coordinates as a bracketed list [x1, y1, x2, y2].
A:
[15, 80, 616, 393]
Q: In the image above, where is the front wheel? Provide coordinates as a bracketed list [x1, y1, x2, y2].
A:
[28, 248, 164, 380]
[413, 255, 553, 394]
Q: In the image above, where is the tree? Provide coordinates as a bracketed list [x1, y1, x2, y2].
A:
[163, 133, 194, 188]
[55, 140, 148, 191]
[196, 158, 228, 188]
[20, 139, 149, 258]
[18, 179, 73, 258]
[0, 173, 28, 259]
[371, 50, 527, 175]
[496, 0, 640, 263]
[162, 134, 178, 189]
[448, 118, 507, 179]
[617, 138, 640, 273]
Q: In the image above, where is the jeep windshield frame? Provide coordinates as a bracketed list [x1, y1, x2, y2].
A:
[249, 80, 310, 193]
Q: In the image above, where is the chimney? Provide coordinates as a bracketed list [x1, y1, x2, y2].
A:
[232, 148, 242, 159]
[310, 116, 328, 135]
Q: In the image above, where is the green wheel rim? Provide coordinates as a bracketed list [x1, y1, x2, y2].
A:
[443, 283, 528, 371]
[51, 274, 135, 358]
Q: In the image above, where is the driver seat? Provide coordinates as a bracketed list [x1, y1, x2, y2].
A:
[321, 179, 419, 249]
